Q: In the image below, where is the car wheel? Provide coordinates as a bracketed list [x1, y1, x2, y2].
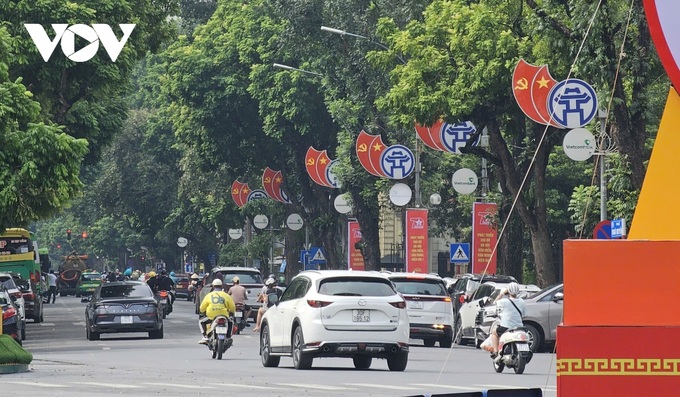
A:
[292, 326, 313, 369]
[454, 316, 467, 346]
[439, 333, 453, 348]
[353, 356, 372, 370]
[149, 327, 164, 339]
[260, 324, 280, 367]
[387, 352, 408, 371]
[423, 338, 436, 347]
[21, 321, 26, 341]
[87, 325, 100, 341]
[523, 323, 542, 352]
[76, 292, 81, 297]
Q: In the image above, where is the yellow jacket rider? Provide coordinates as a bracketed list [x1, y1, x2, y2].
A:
[198, 278, 235, 344]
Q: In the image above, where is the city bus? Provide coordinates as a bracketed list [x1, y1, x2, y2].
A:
[0, 228, 43, 291]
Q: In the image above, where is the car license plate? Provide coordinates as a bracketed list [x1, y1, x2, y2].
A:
[409, 301, 424, 309]
[121, 316, 133, 324]
[517, 343, 530, 352]
[215, 326, 228, 334]
[235, 311, 243, 318]
[352, 309, 370, 322]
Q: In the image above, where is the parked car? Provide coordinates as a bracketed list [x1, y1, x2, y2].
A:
[195, 267, 263, 318]
[456, 281, 539, 346]
[12, 273, 43, 324]
[479, 283, 563, 352]
[173, 274, 190, 299]
[85, 281, 164, 340]
[384, 272, 454, 348]
[0, 272, 26, 340]
[0, 286, 22, 345]
[259, 270, 410, 371]
[76, 271, 103, 297]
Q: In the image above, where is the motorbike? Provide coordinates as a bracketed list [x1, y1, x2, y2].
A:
[233, 303, 247, 335]
[157, 290, 172, 318]
[491, 322, 533, 374]
[206, 315, 233, 360]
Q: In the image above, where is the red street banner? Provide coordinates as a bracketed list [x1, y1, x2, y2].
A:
[347, 221, 365, 271]
[472, 202, 498, 274]
[405, 209, 428, 273]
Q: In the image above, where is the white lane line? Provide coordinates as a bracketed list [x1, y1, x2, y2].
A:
[40, 323, 55, 326]
[477, 384, 556, 390]
[347, 383, 419, 390]
[411, 384, 482, 391]
[167, 320, 186, 324]
[144, 383, 215, 389]
[72, 322, 85, 326]
[71, 382, 141, 388]
[209, 383, 281, 390]
[7, 381, 68, 388]
[277, 383, 351, 391]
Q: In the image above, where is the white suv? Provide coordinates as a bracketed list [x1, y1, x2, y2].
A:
[259, 270, 409, 371]
[385, 272, 454, 348]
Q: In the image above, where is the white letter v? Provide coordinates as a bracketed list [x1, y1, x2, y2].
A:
[24, 24, 68, 62]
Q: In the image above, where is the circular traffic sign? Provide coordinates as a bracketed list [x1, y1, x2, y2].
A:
[228, 229, 243, 239]
[253, 214, 269, 229]
[177, 237, 188, 248]
[286, 214, 304, 231]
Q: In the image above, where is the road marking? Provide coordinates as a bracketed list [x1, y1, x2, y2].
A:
[347, 383, 419, 390]
[277, 383, 351, 391]
[477, 384, 556, 390]
[40, 323, 55, 326]
[144, 383, 215, 389]
[411, 384, 482, 391]
[72, 382, 141, 388]
[210, 383, 282, 390]
[6, 381, 68, 388]
[167, 320, 186, 324]
[72, 322, 85, 326]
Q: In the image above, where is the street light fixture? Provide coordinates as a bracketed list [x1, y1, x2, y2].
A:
[273, 63, 323, 77]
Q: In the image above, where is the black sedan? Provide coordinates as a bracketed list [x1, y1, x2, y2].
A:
[85, 281, 163, 340]
[1, 286, 21, 345]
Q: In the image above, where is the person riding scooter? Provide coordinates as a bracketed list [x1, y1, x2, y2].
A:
[198, 278, 235, 345]
[490, 282, 526, 362]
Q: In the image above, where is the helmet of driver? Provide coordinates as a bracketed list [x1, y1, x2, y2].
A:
[212, 278, 223, 287]
[265, 278, 275, 286]
[507, 282, 520, 296]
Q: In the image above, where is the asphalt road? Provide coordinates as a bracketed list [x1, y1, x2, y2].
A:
[5, 295, 557, 396]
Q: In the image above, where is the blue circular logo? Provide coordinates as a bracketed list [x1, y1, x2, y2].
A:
[441, 121, 477, 154]
[380, 145, 415, 179]
[325, 160, 341, 188]
[547, 79, 598, 129]
[247, 189, 268, 202]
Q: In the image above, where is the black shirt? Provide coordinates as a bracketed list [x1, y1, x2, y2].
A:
[156, 275, 175, 291]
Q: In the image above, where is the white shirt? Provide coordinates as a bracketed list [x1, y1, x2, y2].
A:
[47, 273, 58, 287]
[497, 297, 525, 329]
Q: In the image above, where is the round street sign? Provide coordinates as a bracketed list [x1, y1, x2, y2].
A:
[563, 128, 596, 161]
[177, 237, 188, 248]
[228, 228, 243, 240]
[452, 168, 478, 195]
[286, 213, 304, 231]
[253, 214, 269, 229]
[389, 183, 413, 206]
[334, 194, 352, 214]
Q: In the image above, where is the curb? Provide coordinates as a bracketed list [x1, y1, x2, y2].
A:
[0, 364, 30, 374]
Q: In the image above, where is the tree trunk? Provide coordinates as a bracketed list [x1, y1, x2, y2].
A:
[498, 202, 524, 280]
[529, 221, 556, 287]
[347, 184, 381, 271]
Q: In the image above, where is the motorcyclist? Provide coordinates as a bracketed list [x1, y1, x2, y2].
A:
[491, 282, 526, 362]
[253, 277, 283, 332]
[188, 273, 200, 300]
[198, 279, 236, 345]
[156, 270, 176, 311]
[228, 276, 251, 326]
[146, 271, 157, 292]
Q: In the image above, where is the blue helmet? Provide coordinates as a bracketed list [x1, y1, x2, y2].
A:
[170, 271, 175, 276]
[123, 268, 132, 276]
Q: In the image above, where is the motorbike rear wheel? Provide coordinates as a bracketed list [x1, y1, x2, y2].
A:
[217, 338, 225, 360]
[211, 340, 217, 359]
[514, 353, 526, 374]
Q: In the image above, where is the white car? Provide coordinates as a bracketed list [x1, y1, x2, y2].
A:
[385, 272, 454, 348]
[0, 272, 26, 340]
[259, 270, 410, 371]
[455, 281, 539, 347]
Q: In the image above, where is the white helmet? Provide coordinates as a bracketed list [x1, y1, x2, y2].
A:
[212, 279, 223, 287]
[265, 278, 275, 286]
[507, 282, 520, 296]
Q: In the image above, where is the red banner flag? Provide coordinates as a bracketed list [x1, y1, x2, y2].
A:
[356, 130, 381, 176]
[231, 180, 246, 208]
[531, 65, 559, 127]
[315, 151, 332, 187]
[239, 183, 251, 206]
[305, 147, 328, 187]
[405, 209, 428, 273]
[472, 202, 498, 274]
[512, 59, 560, 127]
[262, 167, 279, 201]
[347, 220, 365, 271]
[415, 120, 448, 151]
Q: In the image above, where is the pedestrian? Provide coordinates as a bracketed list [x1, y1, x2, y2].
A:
[46, 270, 58, 304]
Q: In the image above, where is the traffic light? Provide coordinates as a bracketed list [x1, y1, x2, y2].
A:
[67, 229, 71, 240]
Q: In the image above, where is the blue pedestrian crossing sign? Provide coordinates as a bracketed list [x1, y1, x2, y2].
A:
[450, 243, 470, 263]
[308, 247, 326, 264]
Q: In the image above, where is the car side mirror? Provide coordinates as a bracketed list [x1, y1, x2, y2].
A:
[479, 297, 488, 307]
[553, 292, 564, 302]
[447, 286, 454, 295]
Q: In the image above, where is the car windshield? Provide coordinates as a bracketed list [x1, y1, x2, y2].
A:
[527, 283, 562, 299]
[82, 273, 101, 281]
[0, 277, 17, 290]
[391, 278, 447, 296]
[318, 277, 396, 297]
[214, 272, 262, 284]
[100, 284, 152, 298]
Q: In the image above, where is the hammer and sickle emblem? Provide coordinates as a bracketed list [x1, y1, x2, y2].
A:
[264, 177, 271, 183]
[358, 143, 368, 153]
[515, 78, 529, 90]
[232, 189, 239, 194]
[307, 158, 315, 166]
